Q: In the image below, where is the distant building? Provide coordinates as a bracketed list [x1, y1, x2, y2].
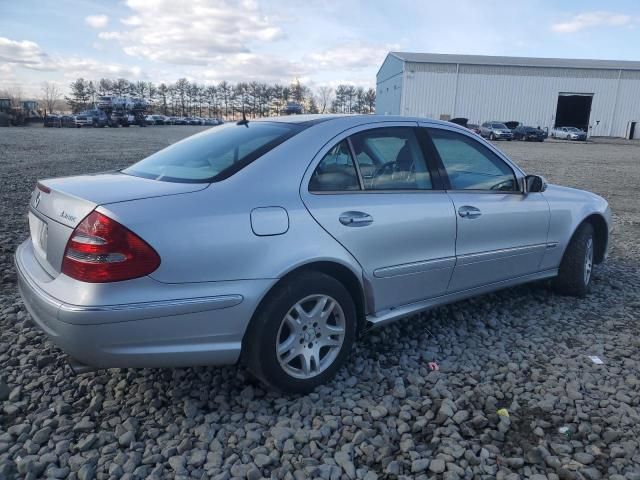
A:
[376, 52, 640, 138]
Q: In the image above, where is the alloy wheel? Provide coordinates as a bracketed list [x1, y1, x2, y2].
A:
[276, 294, 346, 379]
[584, 238, 593, 285]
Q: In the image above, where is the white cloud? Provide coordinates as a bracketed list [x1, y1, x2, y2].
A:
[196, 53, 307, 84]
[0, 35, 145, 87]
[307, 42, 397, 71]
[0, 37, 51, 66]
[55, 57, 143, 79]
[551, 11, 633, 33]
[85, 14, 109, 29]
[104, 0, 284, 65]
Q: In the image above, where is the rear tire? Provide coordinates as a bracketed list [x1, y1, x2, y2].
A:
[553, 222, 594, 297]
[243, 271, 357, 394]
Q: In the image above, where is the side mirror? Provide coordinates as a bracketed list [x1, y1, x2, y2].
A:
[525, 175, 547, 193]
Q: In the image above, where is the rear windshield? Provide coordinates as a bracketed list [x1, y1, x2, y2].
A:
[123, 122, 303, 183]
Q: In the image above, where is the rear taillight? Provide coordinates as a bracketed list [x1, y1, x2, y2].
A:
[61, 211, 160, 283]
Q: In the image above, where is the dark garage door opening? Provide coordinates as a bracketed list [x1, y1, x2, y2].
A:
[555, 94, 592, 131]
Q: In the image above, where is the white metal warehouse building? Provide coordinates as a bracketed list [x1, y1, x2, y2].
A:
[376, 52, 640, 138]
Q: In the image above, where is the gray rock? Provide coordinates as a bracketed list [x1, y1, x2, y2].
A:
[429, 459, 445, 473]
[436, 403, 454, 423]
[335, 451, 356, 479]
[73, 418, 95, 433]
[77, 463, 96, 480]
[168, 455, 187, 475]
[32, 426, 51, 444]
[412, 459, 430, 473]
[77, 433, 97, 451]
[254, 453, 271, 467]
[188, 449, 207, 467]
[0, 381, 9, 401]
[385, 461, 400, 475]
[452, 410, 469, 424]
[118, 430, 135, 447]
[574, 452, 595, 465]
[271, 426, 295, 442]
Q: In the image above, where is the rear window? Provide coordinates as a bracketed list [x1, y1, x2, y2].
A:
[122, 122, 302, 183]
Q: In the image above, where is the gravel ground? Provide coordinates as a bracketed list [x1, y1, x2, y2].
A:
[1, 127, 639, 480]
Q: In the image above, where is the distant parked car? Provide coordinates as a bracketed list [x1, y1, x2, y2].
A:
[111, 112, 136, 127]
[513, 125, 546, 142]
[551, 126, 587, 141]
[75, 110, 108, 128]
[449, 117, 468, 128]
[173, 117, 188, 125]
[144, 115, 155, 125]
[187, 117, 202, 125]
[466, 123, 481, 135]
[204, 118, 220, 126]
[43, 115, 62, 128]
[150, 115, 166, 125]
[480, 122, 513, 141]
[61, 115, 78, 128]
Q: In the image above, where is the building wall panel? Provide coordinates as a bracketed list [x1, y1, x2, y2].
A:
[375, 55, 404, 115]
[390, 60, 640, 137]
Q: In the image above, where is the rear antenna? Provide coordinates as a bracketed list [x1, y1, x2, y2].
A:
[237, 106, 249, 126]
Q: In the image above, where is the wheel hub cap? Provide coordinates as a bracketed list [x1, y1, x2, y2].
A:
[276, 294, 346, 379]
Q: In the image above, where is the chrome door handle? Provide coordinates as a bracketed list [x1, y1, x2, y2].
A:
[339, 211, 373, 227]
[458, 206, 482, 219]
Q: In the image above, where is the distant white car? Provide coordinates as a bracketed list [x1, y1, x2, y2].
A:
[552, 126, 587, 141]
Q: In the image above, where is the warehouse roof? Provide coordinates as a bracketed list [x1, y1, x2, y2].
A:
[388, 52, 640, 71]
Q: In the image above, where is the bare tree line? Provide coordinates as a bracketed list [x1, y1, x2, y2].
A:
[62, 77, 376, 117]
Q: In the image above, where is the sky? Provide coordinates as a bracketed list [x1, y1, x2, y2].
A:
[1, 0, 639, 97]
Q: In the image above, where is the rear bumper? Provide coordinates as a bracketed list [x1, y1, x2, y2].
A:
[15, 240, 274, 369]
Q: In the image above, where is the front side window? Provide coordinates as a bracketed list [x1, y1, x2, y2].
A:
[350, 127, 432, 190]
[429, 128, 518, 191]
[309, 141, 360, 192]
[123, 122, 302, 183]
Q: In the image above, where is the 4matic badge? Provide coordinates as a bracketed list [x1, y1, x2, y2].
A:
[60, 211, 77, 223]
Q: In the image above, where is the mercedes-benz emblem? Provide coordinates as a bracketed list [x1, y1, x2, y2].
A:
[34, 191, 41, 208]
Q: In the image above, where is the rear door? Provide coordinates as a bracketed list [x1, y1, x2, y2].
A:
[301, 122, 457, 312]
[421, 124, 550, 292]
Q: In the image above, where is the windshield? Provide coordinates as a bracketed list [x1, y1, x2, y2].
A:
[567, 127, 581, 132]
[493, 123, 508, 129]
[122, 122, 303, 183]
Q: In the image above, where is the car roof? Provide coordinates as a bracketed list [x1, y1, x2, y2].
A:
[254, 114, 483, 130]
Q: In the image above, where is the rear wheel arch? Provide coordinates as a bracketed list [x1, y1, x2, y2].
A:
[243, 261, 367, 348]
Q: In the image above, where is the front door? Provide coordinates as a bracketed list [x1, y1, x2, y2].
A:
[301, 123, 457, 312]
[424, 125, 550, 292]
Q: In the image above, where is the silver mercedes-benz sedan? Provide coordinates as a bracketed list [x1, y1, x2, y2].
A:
[15, 115, 612, 393]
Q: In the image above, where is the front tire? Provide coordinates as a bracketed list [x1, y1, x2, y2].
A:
[243, 271, 357, 394]
[554, 222, 594, 297]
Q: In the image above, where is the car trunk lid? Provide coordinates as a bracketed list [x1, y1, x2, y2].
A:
[28, 173, 207, 276]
